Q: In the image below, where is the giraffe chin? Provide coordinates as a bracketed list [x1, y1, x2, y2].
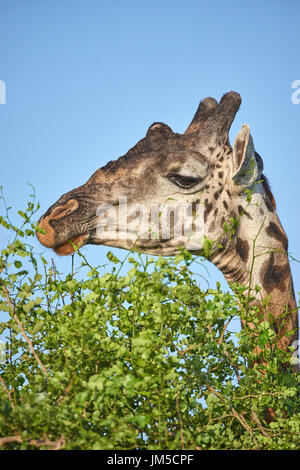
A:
[54, 234, 87, 256]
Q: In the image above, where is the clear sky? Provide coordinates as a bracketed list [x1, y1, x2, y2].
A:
[1, 1, 300, 304]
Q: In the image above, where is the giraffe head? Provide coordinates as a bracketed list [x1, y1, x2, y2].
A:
[37, 92, 271, 261]
[37, 92, 299, 373]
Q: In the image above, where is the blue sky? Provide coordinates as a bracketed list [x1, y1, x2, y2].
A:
[1, 1, 300, 303]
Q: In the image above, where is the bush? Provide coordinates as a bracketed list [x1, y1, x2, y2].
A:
[0, 189, 299, 450]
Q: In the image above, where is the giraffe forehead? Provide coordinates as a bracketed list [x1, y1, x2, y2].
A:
[161, 149, 209, 170]
[89, 129, 231, 187]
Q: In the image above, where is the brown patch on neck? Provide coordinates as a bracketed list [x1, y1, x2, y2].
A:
[236, 237, 250, 262]
[260, 252, 290, 294]
[266, 222, 288, 251]
[237, 205, 253, 220]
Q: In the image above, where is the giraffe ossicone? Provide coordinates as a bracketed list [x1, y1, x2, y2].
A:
[37, 91, 299, 367]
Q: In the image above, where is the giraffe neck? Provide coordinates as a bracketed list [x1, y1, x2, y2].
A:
[211, 187, 298, 354]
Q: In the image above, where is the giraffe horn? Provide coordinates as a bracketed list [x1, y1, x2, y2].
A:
[200, 91, 242, 143]
[185, 97, 218, 135]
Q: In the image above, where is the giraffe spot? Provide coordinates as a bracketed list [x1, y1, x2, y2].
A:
[237, 205, 253, 220]
[260, 252, 290, 294]
[218, 171, 224, 179]
[266, 222, 288, 251]
[204, 200, 213, 222]
[219, 155, 224, 162]
[223, 200, 228, 210]
[214, 191, 221, 200]
[226, 190, 231, 198]
[214, 208, 218, 217]
[208, 220, 215, 232]
[236, 237, 249, 262]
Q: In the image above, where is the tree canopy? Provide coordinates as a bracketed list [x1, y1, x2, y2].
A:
[0, 189, 299, 450]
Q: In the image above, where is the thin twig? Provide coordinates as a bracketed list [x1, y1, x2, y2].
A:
[206, 385, 259, 448]
[251, 410, 269, 437]
[51, 258, 57, 282]
[221, 348, 241, 382]
[0, 434, 65, 450]
[175, 390, 185, 450]
[0, 435, 22, 446]
[2, 286, 47, 376]
[232, 391, 283, 400]
[56, 372, 75, 405]
[0, 375, 15, 408]
[218, 316, 233, 345]
[216, 316, 241, 382]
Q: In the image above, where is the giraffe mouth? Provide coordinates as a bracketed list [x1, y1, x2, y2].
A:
[53, 234, 89, 256]
[36, 204, 92, 256]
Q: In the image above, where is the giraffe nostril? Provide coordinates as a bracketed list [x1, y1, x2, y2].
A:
[50, 199, 79, 220]
[36, 216, 55, 247]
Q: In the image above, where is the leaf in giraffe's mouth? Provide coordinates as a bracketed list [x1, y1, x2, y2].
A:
[54, 234, 87, 256]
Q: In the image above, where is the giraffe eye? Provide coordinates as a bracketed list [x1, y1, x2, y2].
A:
[169, 174, 200, 189]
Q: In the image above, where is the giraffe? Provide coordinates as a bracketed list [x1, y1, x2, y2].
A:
[37, 91, 299, 372]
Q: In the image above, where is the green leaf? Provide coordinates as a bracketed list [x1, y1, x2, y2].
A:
[23, 300, 35, 313]
[106, 251, 120, 264]
[31, 321, 44, 335]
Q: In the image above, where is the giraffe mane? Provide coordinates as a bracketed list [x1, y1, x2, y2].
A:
[261, 174, 276, 210]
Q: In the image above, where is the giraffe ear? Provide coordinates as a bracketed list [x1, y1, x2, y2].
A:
[231, 124, 260, 187]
